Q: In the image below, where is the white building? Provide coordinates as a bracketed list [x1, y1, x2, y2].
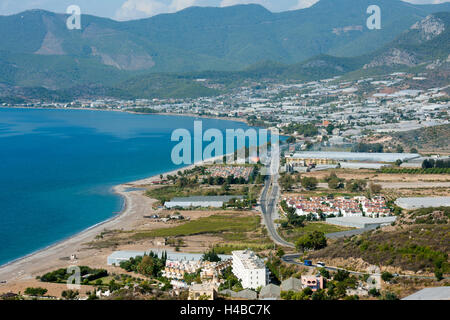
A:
[232, 250, 269, 290]
[164, 196, 244, 209]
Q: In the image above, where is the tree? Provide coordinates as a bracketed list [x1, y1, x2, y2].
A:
[61, 290, 79, 300]
[202, 249, 221, 262]
[311, 289, 328, 300]
[276, 248, 285, 258]
[369, 288, 381, 297]
[369, 183, 382, 194]
[221, 183, 231, 193]
[301, 177, 318, 190]
[383, 292, 399, 300]
[318, 268, 330, 279]
[381, 272, 394, 283]
[295, 231, 327, 252]
[286, 136, 296, 144]
[422, 159, 432, 169]
[346, 179, 367, 192]
[326, 172, 344, 189]
[24, 287, 48, 296]
[280, 174, 294, 191]
[435, 269, 443, 281]
[333, 270, 350, 282]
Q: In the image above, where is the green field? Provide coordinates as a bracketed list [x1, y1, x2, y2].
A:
[280, 222, 355, 242]
[133, 214, 260, 239]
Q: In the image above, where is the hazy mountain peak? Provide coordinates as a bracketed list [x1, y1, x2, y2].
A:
[411, 14, 445, 41]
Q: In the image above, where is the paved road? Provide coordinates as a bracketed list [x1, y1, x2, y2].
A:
[281, 254, 449, 280]
[259, 148, 295, 248]
[259, 148, 448, 280]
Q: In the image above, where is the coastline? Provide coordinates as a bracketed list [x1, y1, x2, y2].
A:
[0, 154, 224, 283]
[0, 108, 258, 284]
[0, 106, 250, 125]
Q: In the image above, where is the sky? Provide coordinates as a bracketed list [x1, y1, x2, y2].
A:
[0, 0, 448, 21]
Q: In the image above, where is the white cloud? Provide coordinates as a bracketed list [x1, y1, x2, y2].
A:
[290, 0, 319, 10]
[115, 0, 201, 20]
[170, 0, 198, 11]
[220, 0, 262, 6]
[110, 0, 450, 21]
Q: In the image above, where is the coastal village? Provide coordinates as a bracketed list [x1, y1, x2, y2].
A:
[1, 69, 449, 301]
[6, 71, 449, 148]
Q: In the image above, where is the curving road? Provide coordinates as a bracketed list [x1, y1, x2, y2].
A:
[259, 147, 295, 248]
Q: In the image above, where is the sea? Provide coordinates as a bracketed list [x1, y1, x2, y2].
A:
[0, 108, 256, 266]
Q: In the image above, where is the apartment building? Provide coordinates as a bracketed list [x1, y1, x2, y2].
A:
[232, 250, 269, 290]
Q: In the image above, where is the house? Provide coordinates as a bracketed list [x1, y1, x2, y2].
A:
[188, 283, 218, 300]
[301, 276, 325, 292]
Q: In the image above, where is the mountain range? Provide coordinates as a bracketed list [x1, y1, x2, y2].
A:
[0, 0, 449, 101]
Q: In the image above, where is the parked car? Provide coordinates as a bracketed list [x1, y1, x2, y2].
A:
[317, 262, 326, 267]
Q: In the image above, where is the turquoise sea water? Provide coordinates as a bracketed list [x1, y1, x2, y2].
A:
[0, 108, 254, 266]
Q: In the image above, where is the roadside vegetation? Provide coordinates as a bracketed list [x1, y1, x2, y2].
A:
[307, 220, 449, 276]
[132, 214, 261, 239]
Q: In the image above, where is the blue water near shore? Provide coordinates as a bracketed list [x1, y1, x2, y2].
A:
[0, 108, 254, 266]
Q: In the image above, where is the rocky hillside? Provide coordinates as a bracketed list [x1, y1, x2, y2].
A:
[364, 12, 450, 70]
[307, 207, 450, 275]
[391, 124, 450, 153]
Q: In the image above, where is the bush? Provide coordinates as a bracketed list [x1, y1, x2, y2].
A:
[383, 292, 399, 300]
[368, 288, 380, 297]
[61, 290, 79, 300]
[295, 231, 327, 252]
[24, 287, 48, 296]
[301, 177, 318, 190]
[381, 272, 394, 282]
[333, 270, 350, 282]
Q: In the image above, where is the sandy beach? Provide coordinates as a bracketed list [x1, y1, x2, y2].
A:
[0, 155, 226, 295]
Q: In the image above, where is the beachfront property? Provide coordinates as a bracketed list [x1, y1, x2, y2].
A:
[207, 165, 254, 181]
[232, 250, 269, 290]
[164, 195, 244, 209]
[284, 195, 392, 218]
[285, 152, 421, 167]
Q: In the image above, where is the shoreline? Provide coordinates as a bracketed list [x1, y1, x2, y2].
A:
[0, 106, 250, 125]
[0, 108, 260, 282]
[0, 154, 225, 282]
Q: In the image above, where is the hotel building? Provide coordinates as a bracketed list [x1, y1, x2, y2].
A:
[232, 250, 269, 289]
